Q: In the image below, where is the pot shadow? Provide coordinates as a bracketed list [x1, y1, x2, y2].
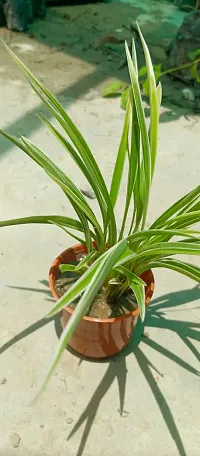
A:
[57, 285, 200, 456]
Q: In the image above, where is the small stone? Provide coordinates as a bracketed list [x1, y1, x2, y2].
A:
[182, 88, 195, 102]
[67, 417, 73, 424]
[0, 377, 7, 385]
[108, 55, 113, 61]
[101, 414, 110, 422]
[10, 433, 21, 448]
[72, 400, 76, 405]
[40, 424, 44, 428]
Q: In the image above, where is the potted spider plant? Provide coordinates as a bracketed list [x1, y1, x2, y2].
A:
[0, 25, 200, 391]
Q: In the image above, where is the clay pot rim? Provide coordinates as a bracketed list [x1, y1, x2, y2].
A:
[49, 244, 155, 324]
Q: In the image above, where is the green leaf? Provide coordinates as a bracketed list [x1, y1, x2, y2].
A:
[125, 40, 151, 229]
[22, 136, 101, 233]
[2, 41, 117, 246]
[151, 185, 200, 229]
[165, 211, 200, 230]
[38, 113, 108, 232]
[139, 258, 200, 283]
[47, 170, 100, 234]
[136, 241, 200, 259]
[31, 79, 116, 244]
[188, 48, 200, 60]
[132, 39, 138, 76]
[110, 99, 131, 208]
[60, 264, 76, 272]
[48, 262, 98, 317]
[48, 220, 86, 245]
[139, 64, 161, 83]
[128, 93, 142, 234]
[108, 278, 120, 285]
[0, 214, 91, 247]
[102, 81, 125, 97]
[157, 82, 162, 108]
[142, 78, 149, 96]
[115, 247, 137, 267]
[117, 241, 200, 273]
[75, 251, 98, 271]
[153, 64, 162, 81]
[128, 281, 145, 321]
[138, 66, 147, 78]
[128, 228, 200, 245]
[0, 214, 86, 233]
[115, 265, 146, 286]
[134, 160, 146, 232]
[189, 200, 200, 213]
[48, 241, 127, 317]
[0, 127, 100, 249]
[137, 23, 160, 182]
[41, 239, 127, 390]
[120, 86, 130, 111]
[190, 64, 200, 83]
[119, 92, 140, 238]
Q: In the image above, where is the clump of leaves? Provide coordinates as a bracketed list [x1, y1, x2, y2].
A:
[0, 25, 200, 391]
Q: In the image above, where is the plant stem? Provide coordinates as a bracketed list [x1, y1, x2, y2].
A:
[159, 57, 200, 80]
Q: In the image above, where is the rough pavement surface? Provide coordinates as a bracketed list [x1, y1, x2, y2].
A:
[0, 1, 199, 455]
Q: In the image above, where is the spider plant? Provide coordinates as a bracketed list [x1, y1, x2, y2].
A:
[0, 25, 200, 390]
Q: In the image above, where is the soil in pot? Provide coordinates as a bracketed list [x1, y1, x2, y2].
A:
[55, 273, 138, 319]
[54, 253, 138, 319]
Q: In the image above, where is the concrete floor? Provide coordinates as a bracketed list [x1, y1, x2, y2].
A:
[0, 1, 200, 455]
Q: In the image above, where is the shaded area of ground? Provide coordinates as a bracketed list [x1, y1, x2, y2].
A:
[0, 0, 197, 162]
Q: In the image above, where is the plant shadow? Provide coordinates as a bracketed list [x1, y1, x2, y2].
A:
[61, 285, 200, 456]
[1, 281, 200, 456]
[6, 279, 54, 302]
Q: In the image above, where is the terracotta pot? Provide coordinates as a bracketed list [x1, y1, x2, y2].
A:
[49, 243, 155, 359]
